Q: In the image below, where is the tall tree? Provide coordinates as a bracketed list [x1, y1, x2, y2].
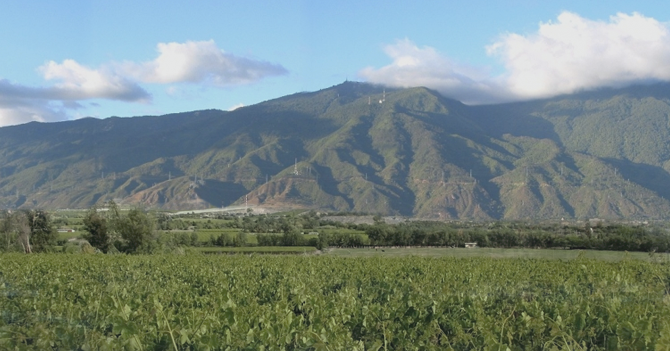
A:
[0, 211, 30, 252]
[26, 210, 57, 252]
[16, 212, 32, 253]
[117, 208, 155, 253]
[82, 206, 110, 253]
[0, 210, 12, 251]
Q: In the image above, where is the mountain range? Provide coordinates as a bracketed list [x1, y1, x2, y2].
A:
[2, 81, 670, 220]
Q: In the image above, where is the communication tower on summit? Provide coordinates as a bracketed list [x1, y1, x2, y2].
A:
[293, 158, 300, 176]
[379, 89, 386, 104]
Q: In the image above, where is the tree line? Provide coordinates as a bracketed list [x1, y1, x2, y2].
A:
[362, 221, 670, 252]
[3, 205, 669, 254]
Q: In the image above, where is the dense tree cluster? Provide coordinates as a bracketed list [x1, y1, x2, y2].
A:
[363, 221, 670, 252]
[209, 232, 247, 247]
[81, 201, 157, 254]
[0, 210, 57, 253]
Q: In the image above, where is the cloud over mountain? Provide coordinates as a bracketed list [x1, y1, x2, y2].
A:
[40, 60, 150, 102]
[0, 90, 69, 126]
[362, 12, 670, 104]
[491, 11, 670, 98]
[0, 76, 137, 126]
[120, 40, 288, 86]
[359, 39, 509, 104]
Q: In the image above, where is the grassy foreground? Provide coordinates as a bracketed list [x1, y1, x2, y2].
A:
[1, 254, 669, 349]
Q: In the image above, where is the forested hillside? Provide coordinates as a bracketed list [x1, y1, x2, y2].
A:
[2, 81, 670, 219]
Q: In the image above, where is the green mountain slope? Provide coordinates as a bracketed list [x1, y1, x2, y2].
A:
[2, 81, 670, 219]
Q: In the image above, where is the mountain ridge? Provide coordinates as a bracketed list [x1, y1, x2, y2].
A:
[2, 81, 670, 219]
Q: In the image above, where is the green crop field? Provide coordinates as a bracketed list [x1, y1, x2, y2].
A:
[327, 247, 670, 262]
[1, 254, 669, 349]
[57, 232, 82, 241]
[188, 229, 242, 243]
[316, 227, 366, 235]
[196, 246, 318, 254]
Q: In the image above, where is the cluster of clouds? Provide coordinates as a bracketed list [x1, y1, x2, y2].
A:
[361, 12, 670, 104]
[3, 11, 670, 126]
[0, 40, 287, 126]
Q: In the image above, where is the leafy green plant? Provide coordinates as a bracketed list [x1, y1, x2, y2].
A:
[0, 254, 668, 349]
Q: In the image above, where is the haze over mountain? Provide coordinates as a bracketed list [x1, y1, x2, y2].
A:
[2, 81, 670, 220]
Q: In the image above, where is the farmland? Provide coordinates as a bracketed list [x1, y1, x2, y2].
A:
[1, 254, 669, 349]
[196, 246, 318, 254]
[4, 208, 670, 348]
[327, 247, 670, 262]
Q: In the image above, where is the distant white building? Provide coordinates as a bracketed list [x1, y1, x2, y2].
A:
[464, 242, 478, 248]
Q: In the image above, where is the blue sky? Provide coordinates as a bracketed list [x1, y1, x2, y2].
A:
[1, 0, 670, 126]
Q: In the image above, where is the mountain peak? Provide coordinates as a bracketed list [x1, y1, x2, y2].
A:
[2, 83, 670, 219]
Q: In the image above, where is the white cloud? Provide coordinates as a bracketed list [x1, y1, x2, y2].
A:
[0, 40, 287, 127]
[121, 40, 288, 86]
[0, 96, 69, 126]
[489, 11, 670, 99]
[0, 106, 45, 126]
[228, 103, 245, 111]
[361, 12, 670, 103]
[0, 67, 149, 127]
[40, 60, 150, 102]
[0, 79, 71, 126]
[359, 39, 511, 104]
